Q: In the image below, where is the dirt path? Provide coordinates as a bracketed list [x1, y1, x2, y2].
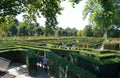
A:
[7, 64, 53, 78]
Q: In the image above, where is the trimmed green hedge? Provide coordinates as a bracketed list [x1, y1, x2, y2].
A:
[0, 50, 27, 63]
[46, 52, 97, 78]
[103, 39, 120, 50]
[68, 52, 120, 78]
[26, 49, 37, 76]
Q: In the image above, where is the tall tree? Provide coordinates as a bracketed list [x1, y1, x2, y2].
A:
[8, 24, 18, 36]
[77, 30, 83, 36]
[82, 25, 93, 37]
[36, 26, 44, 36]
[8, 19, 19, 36]
[0, 0, 81, 29]
[92, 26, 104, 37]
[71, 28, 78, 36]
[18, 22, 29, 36]
[83, 0, 120, 40]
[0, 16, 14, 36]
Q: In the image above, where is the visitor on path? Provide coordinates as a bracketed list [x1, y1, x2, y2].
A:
[62, 42, 64, 46]
[36, 52, 43, 67]
[39, 55, 43, 67]
[62, 42, 66, 46]
[71, 44, 75, 49]
[43, 56, 49, 73]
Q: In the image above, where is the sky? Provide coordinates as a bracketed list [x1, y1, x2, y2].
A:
[16, 0, 89, 30]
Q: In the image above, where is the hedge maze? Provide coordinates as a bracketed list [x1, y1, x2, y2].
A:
[0, 37, 120, 78]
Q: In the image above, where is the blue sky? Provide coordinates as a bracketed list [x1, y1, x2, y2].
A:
[16, 0, 89, 30]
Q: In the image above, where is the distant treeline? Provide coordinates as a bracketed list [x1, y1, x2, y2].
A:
[0, 20, 119, 38]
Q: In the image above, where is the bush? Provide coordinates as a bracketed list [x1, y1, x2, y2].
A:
[103, 39, 120, 50]
[26, 49, 37, 76]
[46, 52, 97, 78]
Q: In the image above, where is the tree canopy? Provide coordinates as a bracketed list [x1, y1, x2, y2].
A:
[0, 0, 120, 38]
[0, 0, 81, 28]
[83, 0, 120, 39]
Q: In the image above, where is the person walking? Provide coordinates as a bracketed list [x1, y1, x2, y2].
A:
[43, 56, 48, 73]
[39, 54, 43, 67]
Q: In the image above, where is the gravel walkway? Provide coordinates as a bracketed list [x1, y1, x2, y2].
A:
[7, 63, 53, 78]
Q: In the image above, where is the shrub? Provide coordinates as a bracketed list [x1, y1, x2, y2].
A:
[103, 39, 120, 50]
[26, 49, 37, 76]
[46, 52, 97, 78]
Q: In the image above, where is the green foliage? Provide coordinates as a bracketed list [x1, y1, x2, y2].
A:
[0, 20, 79, 37]
[82, 25, 93, 37]
[8, 25, 18, 36]
[83, 0, 120, 39]
[0, 0, 63, 28]
[26, 49, 37, 75]
[0, 16, 15, 36]
[103, 39, 120, 50]
[0, 0, 23, 16]
[46, 52, 97, 78]
[0, 0, 120, 38]
[0, 0, 84, 31]
[0, 37, 120, 77]
[36, 26, 44, 36]
[68, 52, 120, 78]
[92, 26, 104, 37]
[77, 30, 82, 36]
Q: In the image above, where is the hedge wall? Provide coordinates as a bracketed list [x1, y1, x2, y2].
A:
[103, 39, 120, 50]
[26, 49, 37, 76]
[68, 52, 120, 78]
[46, 52, 97, 78]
